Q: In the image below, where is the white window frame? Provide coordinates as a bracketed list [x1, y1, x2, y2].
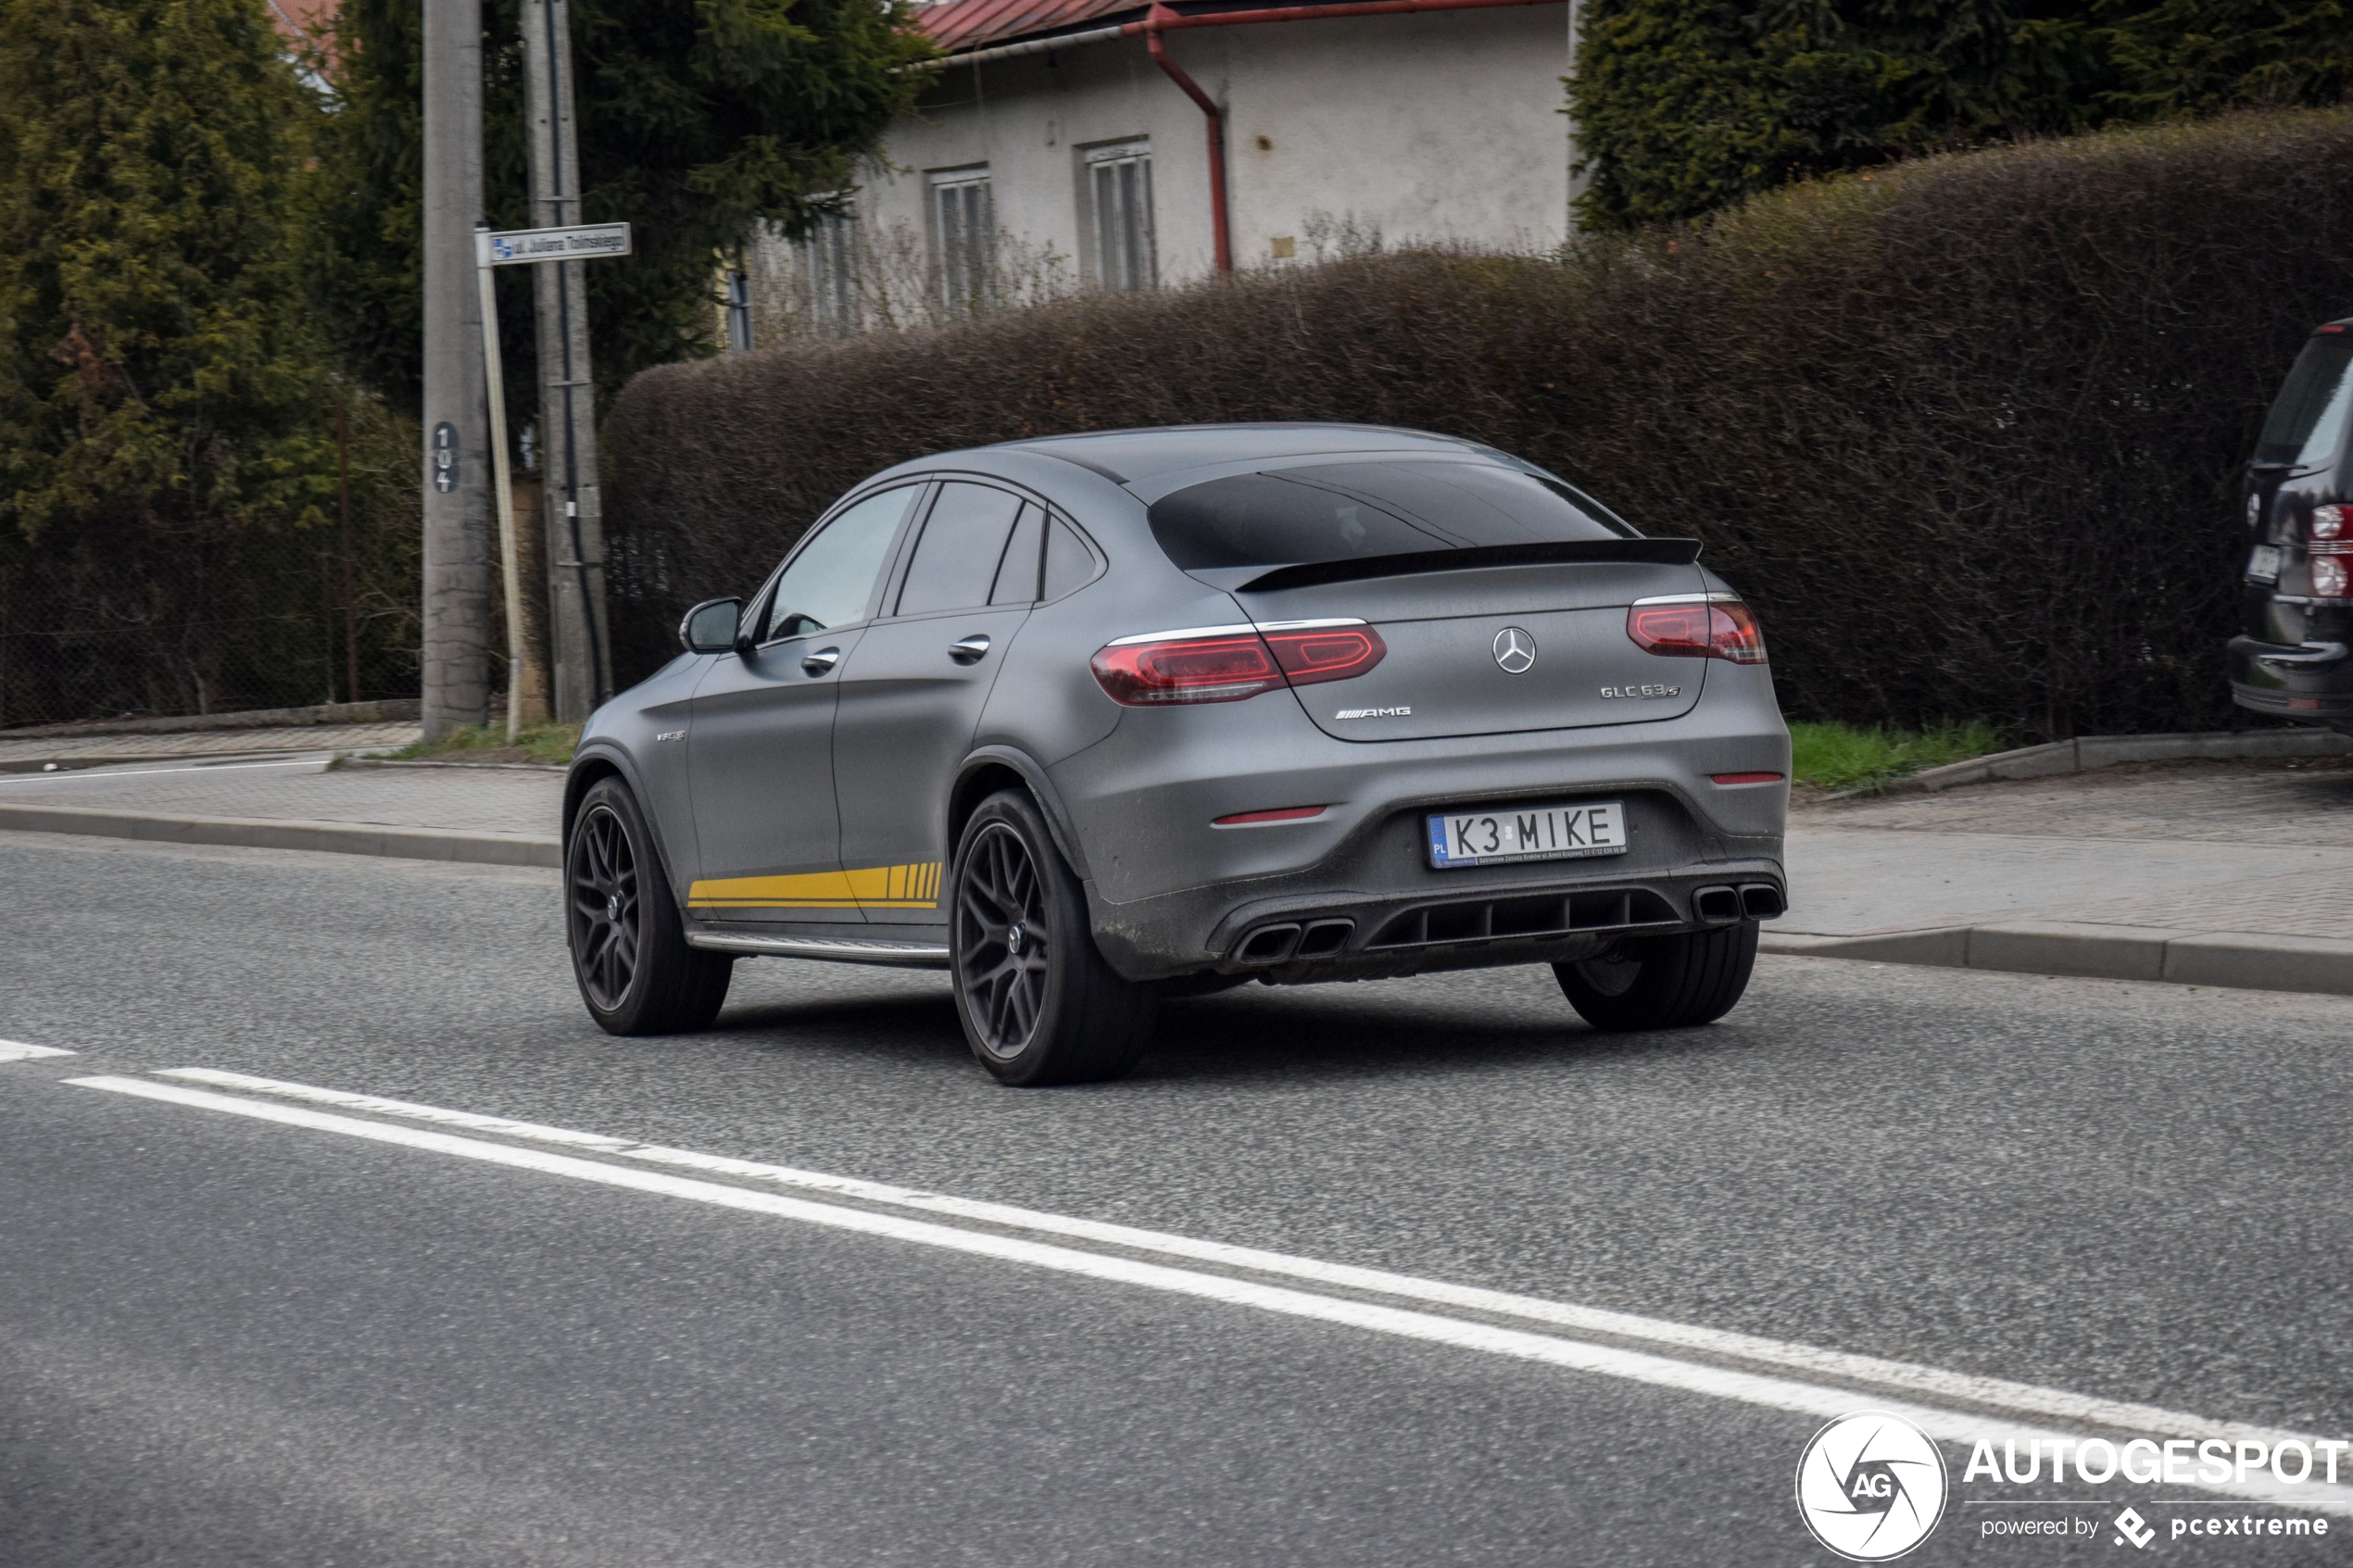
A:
[1083, 140, 1154, 293]
[799, 207, 859, 337]
[928, 166, 994, 316]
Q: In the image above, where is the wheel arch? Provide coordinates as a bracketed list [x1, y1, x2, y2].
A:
[950, 747, 1093, 882]
[563, 746, 690, 903]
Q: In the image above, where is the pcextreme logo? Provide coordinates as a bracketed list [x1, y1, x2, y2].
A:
[1795, 1411, 1949, 1561]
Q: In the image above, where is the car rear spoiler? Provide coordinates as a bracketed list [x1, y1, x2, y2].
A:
[1229, 538, 1704, 594]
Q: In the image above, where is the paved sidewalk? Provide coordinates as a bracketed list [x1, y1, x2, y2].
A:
[2, 750, 2348, 996]
[1771, 758, 2353, 993]
[0, 755, 561, 865]
[0, 721, 420, 771]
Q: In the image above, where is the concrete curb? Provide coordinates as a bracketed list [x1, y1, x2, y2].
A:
[1859, 727, 2353, 797]
[0, 698, 422, 741]
[1761, 922, 2353, 998]
[0, 803, 559, 868]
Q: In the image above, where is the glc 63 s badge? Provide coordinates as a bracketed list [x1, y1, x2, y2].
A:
[1600, 684, 1682, 699]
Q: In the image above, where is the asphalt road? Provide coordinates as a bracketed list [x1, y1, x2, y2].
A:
[5, 829, 2353, 1566]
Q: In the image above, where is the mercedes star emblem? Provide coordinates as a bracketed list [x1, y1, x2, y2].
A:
[1492, 626, 1537, 674]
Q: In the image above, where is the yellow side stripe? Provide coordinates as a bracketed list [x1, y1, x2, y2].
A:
[687, 862, 944, 912]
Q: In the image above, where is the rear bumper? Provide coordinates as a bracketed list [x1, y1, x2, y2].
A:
[1051, 665, 1790, 981]
[2229, 634, 2353, 729]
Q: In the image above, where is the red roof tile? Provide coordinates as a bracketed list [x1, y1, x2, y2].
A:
[915, 0, 1139, 53]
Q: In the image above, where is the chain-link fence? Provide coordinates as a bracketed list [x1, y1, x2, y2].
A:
[0, 612, 420, 731]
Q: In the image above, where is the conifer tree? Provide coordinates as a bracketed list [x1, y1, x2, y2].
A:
[0, 0, 336, 704]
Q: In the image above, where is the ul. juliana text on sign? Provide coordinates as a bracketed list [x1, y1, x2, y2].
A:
[480, 222, 632, 265]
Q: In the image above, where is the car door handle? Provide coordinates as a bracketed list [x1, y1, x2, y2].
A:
[801, 647, 840, 677]
[949, 635, 991, 664]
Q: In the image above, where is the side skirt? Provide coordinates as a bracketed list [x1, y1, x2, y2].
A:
[684, 921, 951, 969]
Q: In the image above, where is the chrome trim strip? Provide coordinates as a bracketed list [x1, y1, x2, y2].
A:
[1106, 617, 1369, 647]
[1629, 592, 1744, 607]
[1105, 623, 1256, 646]
[686, 933, 951, 968]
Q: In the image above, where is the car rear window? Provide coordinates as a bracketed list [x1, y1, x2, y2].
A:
[1147, 460, 1636, 571]
[2256, 336, 2353, 469]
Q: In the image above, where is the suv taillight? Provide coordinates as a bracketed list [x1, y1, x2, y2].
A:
[1090, 624, 1386, 706]
[1627, 597, 1767, 664]
[2312, 506, 2352, 597]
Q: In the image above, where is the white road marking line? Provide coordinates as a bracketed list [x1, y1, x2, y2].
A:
[0, 1040, 74, 1062]
[72, 1072, 2353, 1513]
[153, 1067, 2328, 1451]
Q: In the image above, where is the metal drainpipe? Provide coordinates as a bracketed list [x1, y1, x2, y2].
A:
[1143, 2, 1232, 274]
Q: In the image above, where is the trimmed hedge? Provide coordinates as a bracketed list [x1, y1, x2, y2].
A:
[604, 110, 2353, 739]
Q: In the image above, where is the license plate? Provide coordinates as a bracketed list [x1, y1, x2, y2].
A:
[1428, 800, 1627, 868]
[2249, 544, 2282, 583]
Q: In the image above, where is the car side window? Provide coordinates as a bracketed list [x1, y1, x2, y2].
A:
[765, 486, 921, 642]
[988, 505, 1046, 606]
[896, 483, 1025, 616]
[1041, 516, 1101, 600]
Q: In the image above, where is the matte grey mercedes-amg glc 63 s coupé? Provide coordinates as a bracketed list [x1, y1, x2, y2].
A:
[563, 424, 1790, 1084]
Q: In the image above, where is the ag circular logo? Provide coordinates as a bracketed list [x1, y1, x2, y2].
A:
[1492, 626, 1537, 673]
[1794, 1411, 1947, 1561]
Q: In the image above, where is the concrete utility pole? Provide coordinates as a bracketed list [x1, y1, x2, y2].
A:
[420, 0, 491, 740]
[522, 0, 613, 721]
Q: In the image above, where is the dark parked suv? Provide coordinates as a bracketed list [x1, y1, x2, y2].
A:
[2233, 320, 2353, 731]
[563, 425, 1790, 1084]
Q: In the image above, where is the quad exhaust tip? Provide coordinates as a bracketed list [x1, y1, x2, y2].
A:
[1234, 919, 1354, 965]
[1695, 884, 1785, 923]
[1693, 886, 1743, 923]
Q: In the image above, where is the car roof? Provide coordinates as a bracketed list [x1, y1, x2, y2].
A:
[994, 423, 1496, 484]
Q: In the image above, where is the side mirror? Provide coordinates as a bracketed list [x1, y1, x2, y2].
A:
[679, 596, 743, 655]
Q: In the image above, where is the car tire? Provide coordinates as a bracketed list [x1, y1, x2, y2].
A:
[566, 776, 734, 1035]
[950, 789, 1154, 1085]
[1554, 921, 1757, 1032]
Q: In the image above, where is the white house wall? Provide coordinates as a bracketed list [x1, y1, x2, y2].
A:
[866, 5, 1576, 290]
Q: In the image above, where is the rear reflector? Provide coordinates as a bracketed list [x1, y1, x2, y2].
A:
[1709, 771, 1785, 785]
[1628, 598, 1768, 664]
[1092, 624, 1385, 706]
[1213, 805, 1328, 825]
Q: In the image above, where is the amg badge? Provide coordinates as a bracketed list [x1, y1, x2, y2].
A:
[1335, 706, 1412, 720]
[1599, 684, 1681, 700]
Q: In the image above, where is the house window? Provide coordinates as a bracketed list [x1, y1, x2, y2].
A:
[931, 168, 993, 316]
[1086, 142, 1154, 292]
[801, 210, 858, 336]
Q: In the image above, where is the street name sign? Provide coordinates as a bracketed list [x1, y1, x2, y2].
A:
[481, 222, 632, 265]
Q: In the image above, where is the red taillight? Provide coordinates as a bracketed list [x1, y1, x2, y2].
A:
[1628, 599, 1767, 664]
[1261, 625, 1386, 685]
[1090, 634, 1284, 705]
[1091, 624, 1386, 706]
[1709, 771, 1785, 785]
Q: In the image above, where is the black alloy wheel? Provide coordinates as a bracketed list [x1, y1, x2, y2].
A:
[565, 776, 734, 1035]
[569, 801, 640, 1012]
[954, 822, 1051, 1060]
[948, 790, 1153, 1085]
